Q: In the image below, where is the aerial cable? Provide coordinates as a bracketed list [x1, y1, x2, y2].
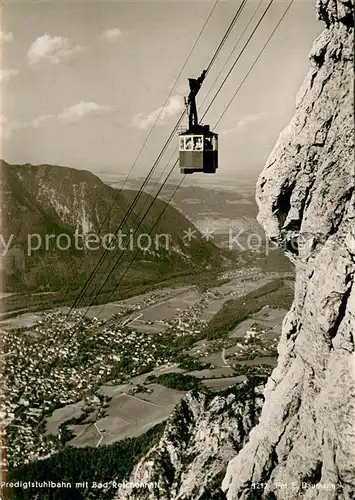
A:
[66, 0, 234, 315]
[71, 0, 249, 313]
[65, 112, 186, 315]
[126, 0, 253, 237]
[80, 162, 183, 320]
[200, 0, 264, 113]
[61, 0, 219, 307]
[142, 0, 265, 193]
[80, 0, 284, 314]
[93, 0, 221, 223]
[214, 0, 295, 127]
[128, 0, 295, 300]
[63, 0, 294, 363]
[66, 0, 260, 315]
[134, 0, 270, 211]
[83, 161, 180, 310]
[201, 0, 274, 121]
[18, 0, 251, 403]
[93, 0, 296, 317]
[65, 0, 248, 317]
[206, 0, 248, 73]
[12, 0, 292, 411]
[32, 165, 184, 391]
[141, 0, 272, 189]
[138, 0, 264, 197]
[127, 0, 278, 236]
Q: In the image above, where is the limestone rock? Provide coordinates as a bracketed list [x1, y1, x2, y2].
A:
[222, 1, 354, 499]
[116, 380, 264, 500]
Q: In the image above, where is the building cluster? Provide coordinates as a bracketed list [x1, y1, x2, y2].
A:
[2, 309, 167, 468]
[2, 270, 280, 469]
[2, 286, 221, 468]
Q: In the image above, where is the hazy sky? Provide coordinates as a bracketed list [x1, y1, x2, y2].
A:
[1, 0, 322, 182]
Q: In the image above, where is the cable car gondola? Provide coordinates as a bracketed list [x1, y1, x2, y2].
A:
[179, 70, 218, 174]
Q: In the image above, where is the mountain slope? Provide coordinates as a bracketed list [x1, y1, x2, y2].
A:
[0, 161, 226, 294]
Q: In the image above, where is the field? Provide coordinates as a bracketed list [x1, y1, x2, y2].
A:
[202, 376, 246, 391]
[204, 279, 294, 340]
[67, 384, 186, 447]
[44, 301, 288, 447]
[46, 401, 85, 436]
[128, 289, 201, 327]
[4, 265, 293, 463]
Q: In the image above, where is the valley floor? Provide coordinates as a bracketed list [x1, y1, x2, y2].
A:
[0, 266, 293, 474]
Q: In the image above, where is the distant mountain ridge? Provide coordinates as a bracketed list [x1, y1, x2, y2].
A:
[0, 160, 226, 294]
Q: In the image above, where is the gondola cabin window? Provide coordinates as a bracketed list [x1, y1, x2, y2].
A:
[204, 135, 217, 151]
[179, 135, 204, 151]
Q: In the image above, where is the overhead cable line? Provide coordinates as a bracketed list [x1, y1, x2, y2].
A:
[214, 0, 295, 127]
[65, 111, 186, 316]
[12, 0, 293, 413]
[122, 0, 257, 248]
[127, 0, 272, 224]
[10, 0, 251, 405]
[93, 0, 296, 319]
[139, 0, 273, 193]
[80, 0, 281, 315]
[61, 0, 220, 306]
[65, 0, 248, 317]
[200, 0, 264, 112]
[201, 0, 274, 120]
[80, 162, 184, 321]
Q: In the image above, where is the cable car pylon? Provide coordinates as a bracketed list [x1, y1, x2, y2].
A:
[179, 70, 218, 174]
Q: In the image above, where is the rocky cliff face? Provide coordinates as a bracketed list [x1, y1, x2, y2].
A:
[115, 380, 265, 500]
[223, 1, 354, 499]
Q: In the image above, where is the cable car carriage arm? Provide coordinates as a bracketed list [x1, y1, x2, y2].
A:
[179, 70, 218, 174]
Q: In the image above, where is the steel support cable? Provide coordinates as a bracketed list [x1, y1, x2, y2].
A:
[123, 0, 270, 226]
[61, 0, 293, 335]
[80, 159, 183, 320]
[200, 0, 274, 121]
[65, 111, 186, 316]
[60, 0, 220, 304]
[74, 0, 249, 315]
[115, 0, 296, 302]
[80, 150, 181, 314]
[137, 0, 265, 208]
[93, 0, 278, 305]
[125, 0, 278, 237]
[11, 1, 292, 413]
[145, 0, 273, 181]
[65, 0, 248, 317]
[206, 0, 248, 73]
[10, 1, 251, 407]
[38, 163, 183, 389]
[200, 0, 264, 113]
[63, 1, 220, 315]
[95, 0, 250, 281]
[10, 86, 185, 411]
[214, 0, 295, 128]
[118, 0, 250, 251]
[96, 0, 296, 319]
